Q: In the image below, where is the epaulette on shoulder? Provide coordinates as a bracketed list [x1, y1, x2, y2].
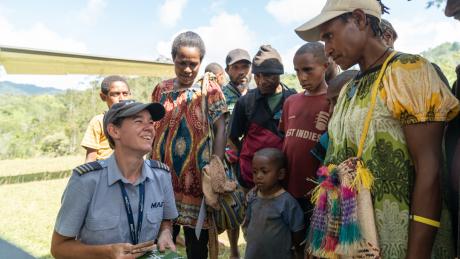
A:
[73, 161, 104, 176]
[148, 160, 170, 173]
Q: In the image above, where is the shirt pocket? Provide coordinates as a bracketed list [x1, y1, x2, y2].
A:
[82, 215, 120, 244]
[142, 209, 163, 242]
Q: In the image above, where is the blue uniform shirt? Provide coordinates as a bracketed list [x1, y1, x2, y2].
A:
[54, 154, 178, 245]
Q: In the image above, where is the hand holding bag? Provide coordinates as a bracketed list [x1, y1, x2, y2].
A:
[198, 73, 246, 259]
[200, 72, 238, 209]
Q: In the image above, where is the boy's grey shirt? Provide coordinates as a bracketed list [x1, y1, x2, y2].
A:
[245, 190, 305, 259]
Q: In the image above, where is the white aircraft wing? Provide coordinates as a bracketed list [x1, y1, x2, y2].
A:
[0, 45, 174, 77]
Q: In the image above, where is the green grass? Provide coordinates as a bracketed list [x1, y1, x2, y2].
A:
[0, 178, 68, 258]
[0, 155, 82, 177]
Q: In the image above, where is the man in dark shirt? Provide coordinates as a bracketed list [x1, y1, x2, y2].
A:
[229, 45, 296, 189]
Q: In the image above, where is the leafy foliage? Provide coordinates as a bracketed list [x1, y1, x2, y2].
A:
[0, 76, 163, 159]
[407, 0, 446, 8]
[426, 0, 446, 8]
[281, 74, 302, 92]
[421, 42, 460, 85]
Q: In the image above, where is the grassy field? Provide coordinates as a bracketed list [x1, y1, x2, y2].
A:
[0, 156, 245, 258]
[0, 155, 82, 176]
[0, 178, 67, 258]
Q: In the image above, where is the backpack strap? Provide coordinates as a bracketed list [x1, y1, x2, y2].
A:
[73, 161, 104, 176]
[148, 160, 170, 173]
[243, 90, 257, 124]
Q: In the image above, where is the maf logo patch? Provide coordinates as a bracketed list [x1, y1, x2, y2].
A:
[151, 201, 164, 209]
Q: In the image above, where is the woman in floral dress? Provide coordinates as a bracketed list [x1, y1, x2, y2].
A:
[151, 31, 227, 259]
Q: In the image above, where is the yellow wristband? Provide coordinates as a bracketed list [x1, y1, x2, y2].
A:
[410, 214, 440, 228]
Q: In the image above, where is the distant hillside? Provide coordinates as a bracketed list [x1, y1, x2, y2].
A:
[0, 76, 161, 159]
[421, 42, 460, 85]
[0, 81, 62, 95]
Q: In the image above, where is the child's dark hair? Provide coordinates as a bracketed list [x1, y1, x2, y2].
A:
[380, 19, 398, 41]
[205, 62, 224, 75]
[101, 75, 128, 95]
[338, 0, 389, 38]
[254, 148, 286, 170]
[328, 70, 359, 92]
[171, 31, 206, 61]
[294, 42, 328, 64]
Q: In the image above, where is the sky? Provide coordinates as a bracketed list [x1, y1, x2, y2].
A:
[0, 0, 459, 90]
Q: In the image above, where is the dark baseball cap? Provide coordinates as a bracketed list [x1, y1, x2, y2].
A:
[103, 100, 165, 135]
[226, 48, 251, 66]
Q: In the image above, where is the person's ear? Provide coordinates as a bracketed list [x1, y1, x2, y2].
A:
[278, 168, 286, 180]
[100, 92, 107, 102]
[107, 123, 120, 142]
[382, 31, 394, 47]
[351, 9, 367, 31]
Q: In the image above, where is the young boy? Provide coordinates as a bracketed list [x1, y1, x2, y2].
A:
[80, 75, 131, 162]
[310, 70, 359, 164]
[279, 42, 330, 223]
[244, 148, 305, 259]
[205, 62, 226, 87]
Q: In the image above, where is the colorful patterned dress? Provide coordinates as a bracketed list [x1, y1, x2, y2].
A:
[325, 53, 459, 258]
[151, 78, 228, 228]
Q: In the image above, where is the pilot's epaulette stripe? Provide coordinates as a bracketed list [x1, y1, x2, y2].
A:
[149, 160, 170, 172]
[74, 161, 103, 176]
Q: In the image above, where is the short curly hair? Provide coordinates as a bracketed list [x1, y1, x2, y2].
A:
[171, 31, 206, 61]
[100, 75, 128, 95]
[294, 42, 328, 64]
[254, 147, 286, 170]
[380, 19, 398, 40]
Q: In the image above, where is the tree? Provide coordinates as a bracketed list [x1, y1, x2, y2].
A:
[281, 74, 302, 92]
[407, 0, 446, 8]
[0, 76, 164, 159]
[421, 42, 460, 85]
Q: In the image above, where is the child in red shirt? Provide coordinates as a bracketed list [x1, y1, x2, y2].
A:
[279, 42, 330, 224]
